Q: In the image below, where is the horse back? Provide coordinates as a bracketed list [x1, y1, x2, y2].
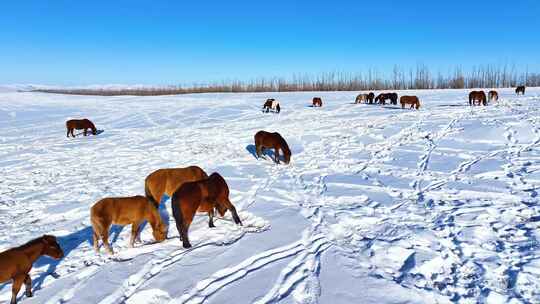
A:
[91, 196, 149, 225]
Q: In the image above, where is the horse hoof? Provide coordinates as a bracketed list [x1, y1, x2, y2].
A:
[26, 292, 33, 298]
[183, 242, 192, 249]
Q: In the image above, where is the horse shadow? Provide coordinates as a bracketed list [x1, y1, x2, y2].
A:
[73, 129, 105, 137]
[246, 144, 284, 162]
[29, 224, 124, 291]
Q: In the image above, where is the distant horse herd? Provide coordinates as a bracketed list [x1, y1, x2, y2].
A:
[0, 85, 529, 303]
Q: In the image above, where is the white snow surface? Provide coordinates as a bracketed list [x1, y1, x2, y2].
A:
[1, 88, 540, 304]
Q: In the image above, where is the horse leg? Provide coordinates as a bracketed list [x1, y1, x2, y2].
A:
[66, 128, 70, 138]
[181, 220, 192, 248]
[83, 128, 88, 136]
[92, 230, 100, 252]
[24, 275, 32, 297]
[208, 208, 215, 228]
[130, 221, 142, 247]
[255, 145, 262, 158]
[11, 274, 25, 304]
[274, 148, 280, 164]
[71, 128, 76, 137]
[101, 227, 114, 255]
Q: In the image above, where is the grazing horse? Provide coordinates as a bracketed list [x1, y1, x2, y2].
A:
[91, 195, 167, 254]
[367, 92, 375, 104]
[262, 99, 281, 113]
[145, 166, 209, 207]
[515, 86, 526, 95]
[0, 235, 63, 304]
[254, 130, 291, 164]
[355, 94, 368, 104]
[375, 93, 398, 105]
[400, 96, 421, 109]
[469, 91, 487, 106]
[66, 118, 97, 138]
[312, 97, 323, 107]
[171, 172, 242, 248]
[488, 90, 499, 101]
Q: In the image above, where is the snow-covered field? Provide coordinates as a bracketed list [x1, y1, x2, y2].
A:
[1, 87, 540, 304]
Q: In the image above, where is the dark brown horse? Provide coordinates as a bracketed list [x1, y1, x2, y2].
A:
[171, 172, 242, 248]
[469, 91, 487, 106]
[91, 195, 167, 254]
[488, 90, 499, 101]
[400, 96, 421, 109]
[145, 166, 209, 207]
[254, 130, 291, 164]
[375, 93, 398, 105]
[312, 97, 323, 107]
[262, 99, 280, 113]
[0, 235, 63, 304]
[66, 118, 97, 138]
[367, 92, 375, 104]
[515, 86, 526, 95]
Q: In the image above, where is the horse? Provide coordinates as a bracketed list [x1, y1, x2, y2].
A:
[171, 172, 242, 248]
[90, 195, 167, 254]
[469, 91, 487, 106]
[488, 90, 499, 101]
[515, 86, 526, 95]
[355, 94, 368, 104]
[367, 92, 375, 104]
[66, 118, 97, 138]
[145, 166, 209, 207]
[262, 99, 281, 113]
[375, 93, 398, 105]
[0, 235, 63, 304]
[254, 130, 291, 164]
[312, 97, 323, 107]
[400, 96, 421, 110]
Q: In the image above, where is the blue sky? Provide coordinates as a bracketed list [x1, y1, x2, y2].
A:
[1, 0, 539, 85]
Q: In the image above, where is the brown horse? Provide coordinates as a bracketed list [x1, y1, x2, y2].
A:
[145, 166, 209, 207]
[400, 96, 421, 109]
[91, 195, 167, 254]
[262, 99, 281, 113]
[375, 93, 398, 105]
[0, 235, 63, 304]
[355, 94, 368, 104]
[488, 90, 499, 101]
[469, 91, 487, 106]
[516, 86, 526, 95]
[171, 172, 242, 248]
[66, 118, 97, 138]
[312, 97, 323, 107]
[254, 130, 291, 164]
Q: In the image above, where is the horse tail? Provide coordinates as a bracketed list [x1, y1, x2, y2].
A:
[145, 182, 160, 209]
[171, 192, 185, 239]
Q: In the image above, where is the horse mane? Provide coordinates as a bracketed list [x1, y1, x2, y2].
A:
[16, 235, 48, 250]
[278, 134, 291, 154]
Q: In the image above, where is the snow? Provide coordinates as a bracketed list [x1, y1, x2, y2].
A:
[1, 88, 540, 303]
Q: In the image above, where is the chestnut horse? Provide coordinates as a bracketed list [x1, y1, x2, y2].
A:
[0, 235, 63, 304]
[312, 97, 323, 107]
[400, 96, 421, 109]
[171, 172, 242, 248]
[254, 130, 291, 164]
[355, 94, 368, 104]
[262, 99, 281, 113]
[66, 118, 97, 138]
[145, 166, 209, 207]
[469, 91, 487, 106]
[375, 93, 398, 105]
[91, 195, 167, 254]
[488, 90, 499, 101]
[515, 86, 526, 95]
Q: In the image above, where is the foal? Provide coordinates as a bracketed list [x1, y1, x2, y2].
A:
[0, 235, 63, 304]
[66, 118, 97, 138]
[254, 130, 291, 164]
[400, 96, 421, 109]
[91, 195, 167, 254]
[171, 173, 242, 248]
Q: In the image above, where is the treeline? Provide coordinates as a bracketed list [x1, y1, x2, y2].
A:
[34, 64, 540, 96]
